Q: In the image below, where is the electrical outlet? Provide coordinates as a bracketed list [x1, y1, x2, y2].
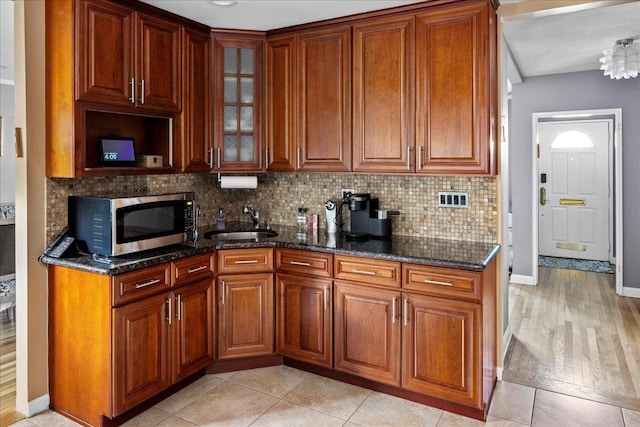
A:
[341, 188, 355, 200]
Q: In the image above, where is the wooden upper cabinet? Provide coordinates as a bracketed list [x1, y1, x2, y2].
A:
[179, 28, 213, 172]
[76, 0, 181, 113]
[352, 15, 415, 173]
[213, 34, 264, 172]
[136, 12, 182, 112]
[416, 1, 495, 175]
[297, 26, 352, 172]
[77, 0, 133, 106]
[265, 35, 297, 171]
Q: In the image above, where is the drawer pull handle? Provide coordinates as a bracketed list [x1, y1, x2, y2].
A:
[234, 259, 259, 264]
[290, 261, 311, 266]
[424, 279, 453, 287]
[135, 279, 161, 289]
[187, 265, 208, 274]
[352, 269, 376, 275]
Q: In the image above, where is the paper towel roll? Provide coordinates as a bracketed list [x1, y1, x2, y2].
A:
[220, 176, 258, 189]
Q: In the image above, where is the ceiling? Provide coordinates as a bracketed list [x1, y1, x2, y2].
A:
[140, 0, 426, 31]
[502, 0, 640, 78]
[1, 1, 640, 84]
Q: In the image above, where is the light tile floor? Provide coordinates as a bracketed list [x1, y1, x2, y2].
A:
[10, 366, 640, 427]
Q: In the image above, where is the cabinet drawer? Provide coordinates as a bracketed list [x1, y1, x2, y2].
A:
[334, 255, 400, 288]
[112, 264, 171, 306]
[276, 249, 332, 278]
[172, 252, 215, 288]
[218, 248, 274, 274]
[403, 264, 481, 301]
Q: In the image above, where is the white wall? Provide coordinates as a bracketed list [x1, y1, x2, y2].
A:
[1, 83, 15, 204]
[510, 70, 640, 287]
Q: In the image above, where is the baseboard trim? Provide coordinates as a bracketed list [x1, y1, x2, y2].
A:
[502, 325, 512, 366]
[622, 286, 640, 299]
[28, 394, 50, 417]
[510, 274, 534, 286]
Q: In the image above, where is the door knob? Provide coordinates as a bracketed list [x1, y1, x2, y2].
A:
[540, 187, 547, 206]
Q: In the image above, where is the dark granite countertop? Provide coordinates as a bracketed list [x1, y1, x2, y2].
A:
[39, 222, 500, 276]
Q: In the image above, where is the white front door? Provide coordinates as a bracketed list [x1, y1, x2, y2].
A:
[538, 121, 610, 261]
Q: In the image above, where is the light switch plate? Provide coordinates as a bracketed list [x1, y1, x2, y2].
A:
[438, 191, 469, 208]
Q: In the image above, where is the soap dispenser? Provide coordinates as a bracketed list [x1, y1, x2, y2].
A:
[325, 200, 338, 233]
[217, 208, 225, 230]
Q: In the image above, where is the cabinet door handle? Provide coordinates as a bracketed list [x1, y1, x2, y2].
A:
[391, 297, 397, 324]
[265, 147, 270, 167]
[166, 297, 172, 325]
[176, 294, 182, 320]
[406, 146, 411, 170]
[403, 297, 409, 326]
[217, 147, 221, 169]
[324, 286, 328, 311]
[209, 147, 214, 168]
[187, 265, 208, 274]
[221, 281, 226, 305]
[129, 78, 135, 104]
[135, 279, 160, 289]
[290, 261, 311, 267]
[139, 79, 145, 104]
[234, 259, 259, 264]
[417, 146, 423, 170]
[352, 269, 376, 276]
[423, 279, 453, 287]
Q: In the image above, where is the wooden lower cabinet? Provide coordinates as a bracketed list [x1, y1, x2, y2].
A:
[172, 279, 216, 382]
[276, 273, 332, 367]
[48, 255, 215, 426]
[113, 293, 171, 415]
[218, 273, 275, 359]
[334, 281, 401, 386]
[112, 278, 216, 415]
[402, 293, 482, 408]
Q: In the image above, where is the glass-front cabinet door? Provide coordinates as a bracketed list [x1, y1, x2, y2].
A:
[213, 35, 263, 171]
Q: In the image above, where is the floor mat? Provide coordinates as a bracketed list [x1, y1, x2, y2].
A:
[538, 256, 614, 273]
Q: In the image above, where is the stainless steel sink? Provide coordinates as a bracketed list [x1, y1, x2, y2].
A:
[204, 229, 278, 241]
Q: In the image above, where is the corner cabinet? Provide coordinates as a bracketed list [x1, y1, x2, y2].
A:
[212, 34, 264, 172]
[217, 248, 274, 358]
[415, 1, 497, 175]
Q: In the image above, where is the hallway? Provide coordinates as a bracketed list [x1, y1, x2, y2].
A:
[504, 267, 640, 411]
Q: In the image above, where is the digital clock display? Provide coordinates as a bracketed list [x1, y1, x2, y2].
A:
[99, 137, 136, 166]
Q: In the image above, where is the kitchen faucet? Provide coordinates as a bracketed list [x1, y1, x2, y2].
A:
[242, 206, 260, 229]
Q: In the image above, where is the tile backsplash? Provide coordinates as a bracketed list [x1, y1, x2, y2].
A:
[46, 173, 497, 243]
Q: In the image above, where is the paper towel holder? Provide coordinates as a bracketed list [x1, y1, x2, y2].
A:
[218, 174, 259, 189]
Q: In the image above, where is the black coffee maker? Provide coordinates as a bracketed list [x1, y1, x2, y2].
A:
[346, 193, 397, 238]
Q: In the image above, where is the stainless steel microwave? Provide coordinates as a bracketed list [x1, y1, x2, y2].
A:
[68, 192, 196, 257]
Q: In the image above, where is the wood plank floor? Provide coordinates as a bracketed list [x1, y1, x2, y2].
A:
[0, 313, 23, 427]
[504, 267, 640, 411]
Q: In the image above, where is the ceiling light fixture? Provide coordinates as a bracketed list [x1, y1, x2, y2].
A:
[599, 38, 640, 80]
[209, 0, 237, 6]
